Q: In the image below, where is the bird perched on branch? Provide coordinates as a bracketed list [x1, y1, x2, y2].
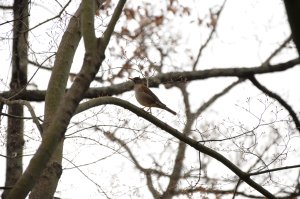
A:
[129, 77, 176, 115]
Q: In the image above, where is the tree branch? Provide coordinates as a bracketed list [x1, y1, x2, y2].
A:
[0, 97, 43, 135]
[26, 0, 72, 32]
[0, 5, 13, 9]
[102, 0, 127, 48]
[104, 132, 162, 198]
[81, 0, 96, 53]
[76, 96, 276, 199]
[194, 78, 245, 117]
[0, 112, 40, 120]
[1, 58, 298, 102]
[262, 35, 292, 66]
[29, 60, 104, 82]
[249, 164, 300, 176]
[248, 76, 300, 132]
[192, 0, 227, 70]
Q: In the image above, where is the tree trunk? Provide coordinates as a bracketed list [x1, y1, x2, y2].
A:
[2, 0, 28, 198]
[29, 5, 82, 199]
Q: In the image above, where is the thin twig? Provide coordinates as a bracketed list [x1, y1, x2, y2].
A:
[104, 131, 162, 198]
[232, 179, 242, 199]
[262, 35, 292, 66]
[249, 164, 300, 176]
[29, 60, 104, 82]
[26, 0, 72, 32]
[8, 54, 55, 100]
[194, 78, 245, 117]
[0, 112, 41, 120]
[248, 76, 300, 132]
[0, 14, 30, 26]
[63, 157, 112, 199]
[192, 0, 227, 70]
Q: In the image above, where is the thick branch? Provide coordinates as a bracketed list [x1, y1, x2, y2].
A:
[1, 58, 298, 102]
[157, 58, 299, 83]
[43, 3, 82, 127]
[102, 0, 127, 48]
[29, 3, 83, 199]
[81, 0, 96, 53]
[76, 97, 276, 199]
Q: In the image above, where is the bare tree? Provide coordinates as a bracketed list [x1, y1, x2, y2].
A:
[0, 0, 299, 199]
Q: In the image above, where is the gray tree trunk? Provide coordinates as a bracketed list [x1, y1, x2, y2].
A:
[2, 0, 28, 198]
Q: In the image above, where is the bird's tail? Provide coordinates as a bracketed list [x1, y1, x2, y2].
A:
[156, 102, 176, 115]
[163, 106, 177, 115]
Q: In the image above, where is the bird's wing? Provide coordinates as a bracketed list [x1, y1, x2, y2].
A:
[140, 85, 163, 104]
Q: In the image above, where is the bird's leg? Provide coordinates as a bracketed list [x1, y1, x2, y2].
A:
[142, 107, 152, 114]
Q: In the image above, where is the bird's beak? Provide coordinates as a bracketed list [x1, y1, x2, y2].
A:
[128, 77, 133, 81]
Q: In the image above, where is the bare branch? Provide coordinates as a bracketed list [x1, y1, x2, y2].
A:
[194, 78, 245, 117]
[249, 76, 300, 132]
[249, 164, 300, 176]
[0, 14, 30, 26]
[76, 96, 276, 199]
[104, 132, 162, 198]
[0, 5, 13, 9]
[63, 158, 111, 199]
[102, 0, 127, 48]
[262, 35, 293, 66]
[1, 58, 298, 102]
[192, 0, 227, 70]
[26, 0, 72, 32]
[0, 97, 43, 135]
[29, 60, 104, 82]
[0, 112, 41, 120]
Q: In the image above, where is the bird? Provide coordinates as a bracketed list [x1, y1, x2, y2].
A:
[129, 77, 176, 115]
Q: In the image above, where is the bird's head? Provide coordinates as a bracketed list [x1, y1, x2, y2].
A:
[129, 77, 144, 84]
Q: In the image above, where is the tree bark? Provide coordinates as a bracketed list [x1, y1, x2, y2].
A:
[284, 0, 300, 56]
[2, 0, 28, 198]
[29, 4, 82, 199]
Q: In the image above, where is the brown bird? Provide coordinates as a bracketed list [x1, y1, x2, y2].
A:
[129, 77, 176, 115]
